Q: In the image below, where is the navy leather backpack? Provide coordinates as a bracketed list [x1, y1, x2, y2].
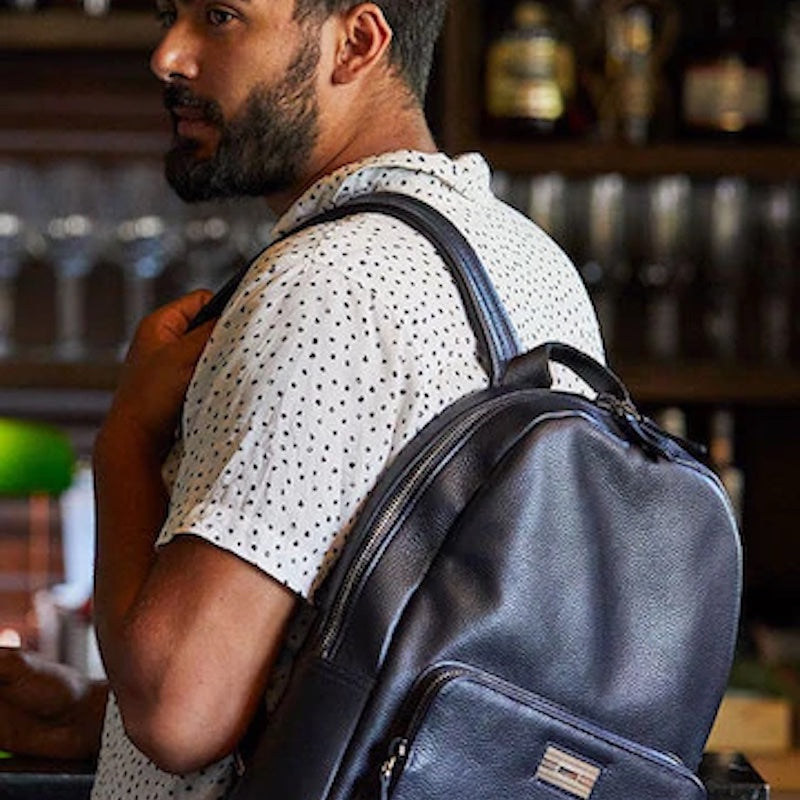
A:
[212, 193, 742, 800]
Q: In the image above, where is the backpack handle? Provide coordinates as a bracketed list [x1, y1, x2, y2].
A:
[505, 341, 631, 402]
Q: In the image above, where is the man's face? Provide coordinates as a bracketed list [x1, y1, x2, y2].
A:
[152, 0, 322, 202]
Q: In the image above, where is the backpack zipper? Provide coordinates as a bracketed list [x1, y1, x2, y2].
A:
[378, 663, 697, 799]
[320, 394, 526, 655]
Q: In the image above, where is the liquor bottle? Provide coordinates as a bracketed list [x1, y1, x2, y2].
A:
[596, 0, 679, 144]
[679, 0, 778, 139]
[484, 1, 577, 137]
[784, 0, 800, 141]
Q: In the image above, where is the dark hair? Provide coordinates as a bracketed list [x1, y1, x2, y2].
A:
[294, 0, 448, 103]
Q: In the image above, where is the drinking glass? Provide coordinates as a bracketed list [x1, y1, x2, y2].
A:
[704, 177, 749, 363]
[181, 199, 239, 294]
[638, 175, 693, 360]
[757, 183, 797, 364]
[528, 173, 569, 247]
[0, 162, 35, 358]
[577, 174, 629, 355]
[39, 161, 108, 362]
[109, 162, 183, 352]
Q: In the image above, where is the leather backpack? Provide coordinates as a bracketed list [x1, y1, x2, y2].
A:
[201, 193, 742, 800]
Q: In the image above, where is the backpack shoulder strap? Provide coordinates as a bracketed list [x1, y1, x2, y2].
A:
[189, 191, 522, 386]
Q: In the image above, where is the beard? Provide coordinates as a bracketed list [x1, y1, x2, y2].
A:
[163, 36, 321, 202]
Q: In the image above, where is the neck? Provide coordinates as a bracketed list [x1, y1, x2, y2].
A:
[264, 103, 438, 217]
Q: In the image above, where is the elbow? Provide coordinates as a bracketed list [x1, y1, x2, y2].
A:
[101, 623, 250, 773]
[118, 695, 240, 774]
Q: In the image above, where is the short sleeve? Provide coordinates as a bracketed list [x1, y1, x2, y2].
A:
[156, 249, 421, 599]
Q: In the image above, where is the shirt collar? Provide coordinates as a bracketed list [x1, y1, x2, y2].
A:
[269, 150, 492, 240]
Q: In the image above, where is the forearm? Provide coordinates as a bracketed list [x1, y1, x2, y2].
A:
[92, 418, 169, 702]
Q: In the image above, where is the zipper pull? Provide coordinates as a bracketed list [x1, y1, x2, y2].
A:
[596, 392, 666, 460]
[379, 738, 408, 800]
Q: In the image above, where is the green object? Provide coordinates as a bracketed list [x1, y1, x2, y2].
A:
[0, 418, 74, 496]
[0, 750, 12, 759]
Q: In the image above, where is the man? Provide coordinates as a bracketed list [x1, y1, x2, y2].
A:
[0, 1, 604, 798]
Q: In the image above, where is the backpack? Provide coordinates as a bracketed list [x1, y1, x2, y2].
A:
[215, 192, 742, 800]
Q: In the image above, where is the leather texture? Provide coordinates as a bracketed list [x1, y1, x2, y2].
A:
[225, 194, 742, 800]
[388, 666, 706, 800]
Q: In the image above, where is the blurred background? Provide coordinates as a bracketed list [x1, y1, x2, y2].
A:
[0, 0, 798, 790]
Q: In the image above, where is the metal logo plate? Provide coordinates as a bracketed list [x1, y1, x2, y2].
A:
[535, 745, 602, 799]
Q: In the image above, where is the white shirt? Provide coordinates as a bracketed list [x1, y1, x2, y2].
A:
[91, 150, 604, 800]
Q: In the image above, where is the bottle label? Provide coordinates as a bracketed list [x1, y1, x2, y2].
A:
[620, 71, 654, 119]
[486, 38, 569, 121]
[683, 57, 769, 131]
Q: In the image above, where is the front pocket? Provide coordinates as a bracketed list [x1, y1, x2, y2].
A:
[379, 663, 706, 800]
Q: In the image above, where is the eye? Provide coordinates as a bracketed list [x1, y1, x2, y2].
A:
[206, 7, 236, 26]
[155, 4, 176, 27]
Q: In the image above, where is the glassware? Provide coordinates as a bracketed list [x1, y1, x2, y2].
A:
[228, 196, 275, 265]
[109, 162, 183, 352]
[757, 183, 797, 364]
[784, 1, 800, 141]
[527, 173, 568, 246]
[704, 177, 749, 362]
[39, 161, 107, 362]
[577, 173, 629, 355]
[181, 200, 239, 294]
[638, 175, 693, 360]
[598, 0, 679, 143]
[484, 1, 577, 138]
[0, 162, 35, 358]
[679, 0, 777, 140]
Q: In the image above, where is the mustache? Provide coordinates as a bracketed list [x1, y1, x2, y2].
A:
[163, 84, 225, 125]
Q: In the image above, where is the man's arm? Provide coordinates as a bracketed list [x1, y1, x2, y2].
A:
[93, 291, 297, 775]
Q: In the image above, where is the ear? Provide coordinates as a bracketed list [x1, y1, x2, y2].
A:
[331, 3, 393, 85]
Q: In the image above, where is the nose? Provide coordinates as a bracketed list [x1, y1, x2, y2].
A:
[150, 20, 199, 83]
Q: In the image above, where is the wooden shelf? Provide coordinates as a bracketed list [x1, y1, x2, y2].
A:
[617, 362, 800, 406]
[439, 1, 800, 181]
[473, 140, 800, 181]
[0, 358, 120, 392]
[0, 9, 160, 50]
[1, 358, 800, 407]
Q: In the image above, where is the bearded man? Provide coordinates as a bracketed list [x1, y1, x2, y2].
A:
[0, 2, 603, 798]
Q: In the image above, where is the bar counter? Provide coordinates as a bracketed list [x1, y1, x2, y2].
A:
[0, 751, 772, 799]
[0, 755, 94, 800]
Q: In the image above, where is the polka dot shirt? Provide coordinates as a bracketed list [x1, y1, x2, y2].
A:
[91, 150, 604, 800]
